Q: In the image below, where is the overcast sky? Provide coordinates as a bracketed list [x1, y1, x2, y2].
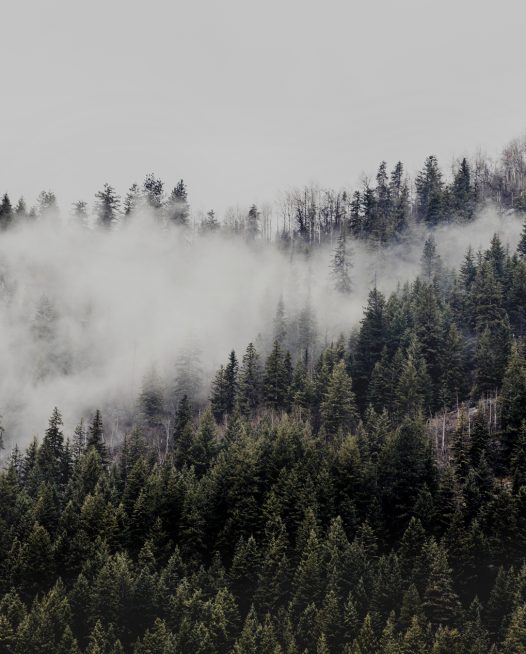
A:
[1, 0, 525, 215]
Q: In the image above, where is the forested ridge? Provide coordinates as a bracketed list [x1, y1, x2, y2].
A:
[1, 141, 526, 653]
[1, 137, 526, 242]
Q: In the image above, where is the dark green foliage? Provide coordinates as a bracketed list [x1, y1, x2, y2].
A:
[263, 340, 291, 411]
[87, 410, 109, 465]
[0, 199, 525, 652]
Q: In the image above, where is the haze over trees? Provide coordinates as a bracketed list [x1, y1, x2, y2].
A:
[0, 137, 526, 652]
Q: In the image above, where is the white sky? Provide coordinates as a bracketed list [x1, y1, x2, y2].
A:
[1, 0, 525, 214]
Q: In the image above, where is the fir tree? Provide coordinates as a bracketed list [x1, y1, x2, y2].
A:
[167, 180, 190, 226]
[331, 228, 352, 294]
[320, 361, 357, 437]
[94, 183, 120, 228]
[86, 410, 108, 465]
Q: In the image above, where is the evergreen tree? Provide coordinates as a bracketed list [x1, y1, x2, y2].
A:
[223, 350, 239, 415]
[142, 173, 164, 211]
[423, 541, 460, 627]
[263, 341, 290, 411]
[37, 407, 65, 485]
[518, 218, 526, 259]
[415, 155, 444, 226]
[352, 286, 386, 410]
[331, 228, 352, 294]
[320, 361, 357, 437]
[238, 343, 262, 417]
[94, 183, 120, 228]
[501, 603, 526, 654]
[167, 180, 190, 226]
[0, 193, 13, 229]
[273, 297, 287, 347]
[246, 204, 260, 240]
[452, 157, 475, 220]
[499, 341, 526, 462]
[421, 236, 442, 281]
[87, 410, 108, 464]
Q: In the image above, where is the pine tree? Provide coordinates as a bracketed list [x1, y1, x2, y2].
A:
[263, 341, 290, 411]
[353, 613, 378, 654]
[167, 180, 190, 226]
[320, 361, 357, 437]
[452, 157, 475, 220]
[501, 603, 526, 654]
[37, 407, 65, 485]
[87, 410, 108, 465]
[421, 236, 442, 281]
[499, 341, 526, 463]
[423, 541, 460, 627]
[331, 228, 352, 294]
[142, 173, 164, 211]
[415, 155, 444, 226]
[440, 323, 468, 409]
[211, 365, 228, 423]
[139, 368, 165, 429]
[223, 350, 239, 415]
[133, 618, 177, 653]
[518, 218, 526, 259]
[200, 209, 220, 233]
[0, 193, 13, 229]
[273, 297, 287, 346]
[511, 422, 526, 493]
[123, 183, 141, 216]
[173, 394, 192, 451]
[390, 161, 409, 237]
[14, 197, 28, 220]
[352, 286, 386, 409]
[246, 204, 260, 240]
[394, 340, 432, 420]
[451, 408, 470, 483]
[238, 343, 262, 416]
[94, 183, 120, 228]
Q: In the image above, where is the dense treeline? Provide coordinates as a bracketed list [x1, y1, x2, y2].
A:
[0, 228, 526, 652]
[1, 137, 526, 246]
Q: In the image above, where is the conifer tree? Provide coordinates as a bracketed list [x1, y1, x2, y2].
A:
[273, 297, 287, 346]
[352, 286, 386, 408]
[94, 183, 120, 228]
[142, 173, 164, 211]
[452, 157, 475, 220]
[263, 341, 290, 411]
[223, 350, 239, 415]
[87, 410, 108, 465]
[210, 365, 228, 423]
[423, 541, 460, 627]
[320, 361, 357, 437]
[167, 180, 190, 226]
[421, 236, 442, 281]
[415, 155, 444, 226]
[331, 228, 352, 294]
[246, 204, 260, 240]
[499, 341, 526, 462]
[237, 343, 262, 417]
[501, 603, 526, 654]
[518, 218, 526, 259]
[37, 407, 65, 484]
[0, 193, 13, 229]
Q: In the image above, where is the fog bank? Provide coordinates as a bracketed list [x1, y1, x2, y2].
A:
[0, 208, 522, 445]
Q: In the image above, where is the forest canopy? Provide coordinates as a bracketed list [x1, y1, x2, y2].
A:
[0, 138, 526, 652]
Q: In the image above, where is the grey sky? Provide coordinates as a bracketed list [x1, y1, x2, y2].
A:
[2, 0, 525, 214]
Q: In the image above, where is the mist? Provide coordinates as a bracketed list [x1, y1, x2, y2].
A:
[0, 206, 523, 445]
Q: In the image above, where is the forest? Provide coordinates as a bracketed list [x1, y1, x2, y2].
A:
[0, 138, 526, 652]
